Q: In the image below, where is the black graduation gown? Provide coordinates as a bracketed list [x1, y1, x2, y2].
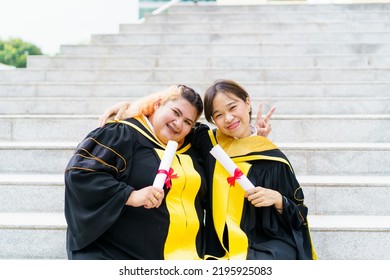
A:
[191, 124, 317, 260]
[64, 117, 207, 260]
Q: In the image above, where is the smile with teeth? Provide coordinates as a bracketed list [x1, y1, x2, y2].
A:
[167, 124, 179, 134]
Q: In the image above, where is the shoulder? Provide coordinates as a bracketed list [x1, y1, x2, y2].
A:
[189, 123, 214, 147]
[79, 120, 138, 150]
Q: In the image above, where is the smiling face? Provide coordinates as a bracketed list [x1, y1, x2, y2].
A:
[211, 92, 252, 139]
[149, 97, 198, 145]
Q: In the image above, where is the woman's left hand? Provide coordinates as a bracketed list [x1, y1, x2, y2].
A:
[256, 103, 276, 137]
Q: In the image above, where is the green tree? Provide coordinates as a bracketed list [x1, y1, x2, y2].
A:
[0, 38, 42, 68]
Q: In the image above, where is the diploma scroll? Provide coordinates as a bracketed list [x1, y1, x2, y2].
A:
[152, 140, 178, 188]
[210, 144, 255, 191]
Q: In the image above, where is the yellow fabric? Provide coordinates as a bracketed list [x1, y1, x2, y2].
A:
[212, 157, 253, 259]
[160, 151, 202, 260]
[215, 129, 277, 156]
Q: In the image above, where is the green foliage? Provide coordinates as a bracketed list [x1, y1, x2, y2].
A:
[0, 38, 42, 68]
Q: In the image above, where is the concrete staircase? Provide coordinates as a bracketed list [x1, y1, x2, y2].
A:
[0, 2, 389, 259]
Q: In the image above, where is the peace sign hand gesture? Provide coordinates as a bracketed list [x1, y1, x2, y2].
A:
[256, 102, 276, 137]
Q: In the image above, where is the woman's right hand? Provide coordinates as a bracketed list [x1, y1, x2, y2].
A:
[99, 101, 132, 127]
[126, 186, 165, 209]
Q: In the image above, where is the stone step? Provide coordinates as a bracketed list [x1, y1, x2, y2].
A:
[1, 114, 389, 142]
[300, 175, 390, 216]
[0, 174, 64, 213]
[145, 11, 390, 23]
[0, 212, 66, 259]
[2, 68, 390, 82]
[1, 173, 389, 216]
[91, 32, 390, 44]
[308, 215, 390, 260]
[0, 212, 389, 259]
[1, 96, 388, 115]
[1, 81, 389, 98]
[0, 141, 388, 175]
[27, 54, 390, 69]
[169, 3, 390, 13]
[59, 43, 390, 55]
[120, 21, 390, 33]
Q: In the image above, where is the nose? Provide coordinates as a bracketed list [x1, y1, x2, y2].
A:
[224, 113, 234, 123]
[173, 118, 183, 130]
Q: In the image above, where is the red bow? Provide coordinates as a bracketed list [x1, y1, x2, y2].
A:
[157, 167, 178, 189]
[227, 168, 243, 187]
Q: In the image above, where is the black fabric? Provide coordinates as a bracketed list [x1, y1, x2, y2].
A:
[64, 118, 207, 259]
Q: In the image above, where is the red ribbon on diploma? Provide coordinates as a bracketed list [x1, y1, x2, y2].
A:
[157, 167, 178, 189]
[227, 168, 243, 187]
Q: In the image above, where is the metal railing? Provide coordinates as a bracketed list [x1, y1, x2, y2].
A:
[139, 0, 215, 19]
[152, 0, 182, 15]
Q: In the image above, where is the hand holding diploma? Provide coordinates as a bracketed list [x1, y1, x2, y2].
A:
[153, 140, 179, 189]
[209, 144, 255, 191]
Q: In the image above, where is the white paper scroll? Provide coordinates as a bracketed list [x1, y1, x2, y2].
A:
[152, 140, 178, 188]
[209, 144, 255, 191]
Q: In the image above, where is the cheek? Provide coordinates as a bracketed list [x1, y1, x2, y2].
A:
[214, 118, 224, 130]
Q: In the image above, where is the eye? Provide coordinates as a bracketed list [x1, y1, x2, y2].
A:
[184, 120, 192, 126]
[172, 109, 180, 116]
[214, 114, 222, 119]
[229, 105, 237, 111]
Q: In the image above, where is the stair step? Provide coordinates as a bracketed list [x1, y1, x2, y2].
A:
[27, 54, 390, 69]
[2, 68, 390, 82]
[309, 215, 390, 259]
[146, 11, 390, 22]
[0, 212, 66, 259]
[0, 114, 389, 142]
[1, 96, 388, 115]
[0, 142, 389, 175]
[300, 175, 390, 215]
[120, 21, 390, 33]
[1, 81, 390, 98]
[1, 212, 389, 259]
[169, 3, 390, 13]
[0, 174, 64, 213]
[91, 32, 390, 44]
[1, 174, 389, 215]
[60, 43, 390, 55]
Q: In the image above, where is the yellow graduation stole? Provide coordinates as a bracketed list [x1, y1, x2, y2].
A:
[208, 130, 283, 259]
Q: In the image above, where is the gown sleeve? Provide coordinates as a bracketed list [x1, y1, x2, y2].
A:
[64, 123, 135, 251]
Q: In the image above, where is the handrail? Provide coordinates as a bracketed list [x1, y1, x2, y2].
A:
[152, 0, 182, 16]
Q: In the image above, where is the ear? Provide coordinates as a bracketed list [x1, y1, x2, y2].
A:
[245, 97, 251, 111]
[154, 98, 162, 110]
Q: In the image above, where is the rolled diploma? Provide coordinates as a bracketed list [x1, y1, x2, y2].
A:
[152, 140, 178, 188]
[210, 144, 255, 191]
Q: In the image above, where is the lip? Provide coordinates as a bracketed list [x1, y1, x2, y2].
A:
[226, 121, 240, 131]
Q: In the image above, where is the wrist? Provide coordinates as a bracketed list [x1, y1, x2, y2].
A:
[274, 193, 284, 210]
